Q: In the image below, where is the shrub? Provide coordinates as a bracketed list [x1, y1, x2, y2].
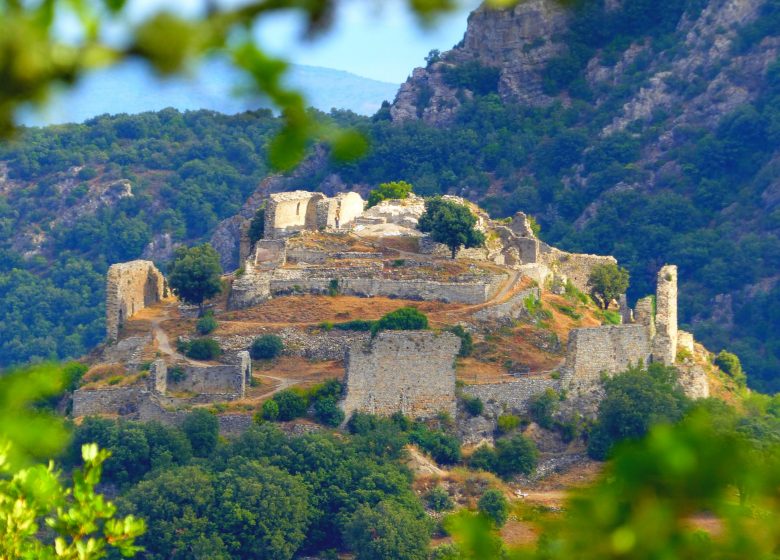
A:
[372, 307, 429, 335]
[367, 180, 413, 208]
[468, 446, 497, 472]
[587, 363, 690, 460]
[496, 414, 520, 435]
[250, 334, 284, 360]
[261, 399, 279, 421]
[409, 426, 462, 465]
[182, 409, 219, 458]
[333, 319, 375, 331]
[461, 394, 484, 417]
[494, 434, 538, 478]
[196, 311, 218, 335]
[446, 324, 474, 357]
[328, 278, 340, 296]
[478, 489, 509, 527]
[184, 338, 222, 360]
[714, 350, 747, 387]
[273, 389, 309, 421]
[314, 397, 345, 427]
[529, 388, 560, 430]
[167, 366, 186, 383]
[426, 486, 454, 512]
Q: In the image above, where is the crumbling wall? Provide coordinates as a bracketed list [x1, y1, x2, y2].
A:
[264, 191, 326, 239]
[341, 331, 459, 419]
[473, 287, 540, 323]
[538, 244, 617, 293]
[653, 265, 678, 365]
[317, 192, 365, 229]
[72, 387, 144, 417]
[106, 260, 166, 341]
[562, 324, 652, 386]
[150, 359, 167, 394]
[167, 363, 246, 399]
[461, 377, 561, 413]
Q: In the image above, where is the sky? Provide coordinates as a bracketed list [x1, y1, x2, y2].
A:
[121, 0, 483, 83]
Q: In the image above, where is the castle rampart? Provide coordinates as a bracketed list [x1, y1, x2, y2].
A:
[341, 331, 460, 419]
[461, 376, 561, 414]
[653, 265, 678, 365]
[106, 260, 167, 341]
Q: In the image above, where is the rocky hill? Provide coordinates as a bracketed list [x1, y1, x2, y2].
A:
[0, 0, 778, 392]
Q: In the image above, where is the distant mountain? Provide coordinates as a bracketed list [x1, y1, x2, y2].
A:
[19, 59, 398, 126]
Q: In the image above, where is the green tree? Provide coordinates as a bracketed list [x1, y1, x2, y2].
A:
[184, 338, 222, 360]
[124, 466, 228, 560]
[587, 362, 690, 460]
[168, 244, 223, 315]
[250, 334, 284, 360]
[418, 197, 486, 259]
[214, 461, 312, 560]
[273, 389, 309, 421]
[182, 409, 219, 458]
[344, 501, 432, 560]
[586, 263, 630, 310]
[715, 350, 747, 387]
[494, 434, 538, 479]
[478, 489, 509, 528]
[367, 181, 414, 208]
[261, 399, 280, 421]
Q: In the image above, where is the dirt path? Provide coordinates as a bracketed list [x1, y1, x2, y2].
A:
[254, 372, 299, 396]
[150, 308, 210, 367]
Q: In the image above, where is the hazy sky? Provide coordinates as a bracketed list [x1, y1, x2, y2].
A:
[120, 0, 482, 83]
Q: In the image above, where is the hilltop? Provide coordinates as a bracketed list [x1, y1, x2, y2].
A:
[0, 0, 777, 394]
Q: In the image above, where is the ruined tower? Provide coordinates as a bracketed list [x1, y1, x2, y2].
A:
[652, 265, 678, 365]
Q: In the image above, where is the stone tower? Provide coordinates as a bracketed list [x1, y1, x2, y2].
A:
[652, 265, 678, 365]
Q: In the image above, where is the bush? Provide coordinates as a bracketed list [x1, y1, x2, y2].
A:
[372, 307, 429, 335]
[478, 489, 509, 528]
[184, 338, 222, 360]
[468, 446, 497, 472]
[251, 334, 284, 360]
[714, 350, 747, 387]
[333, 319, 376, 331]
[410, 427, 461, 465]
[273, 389, 309, 421]
[196, 311, 218, 335]
[426, 486, 454, 512]
[496, 414, 520, 435]
[314, 397, 345, 427]
[367, 180, 413, 208]
[494, 434, 538, 479]
[446, 324, 474, 357]
[587, 363, 690, 460]
[182, 409, 219, 458]
[529, 388, 560, 429]
[261, 399, 279, 421]
[461, 394, 484, 417]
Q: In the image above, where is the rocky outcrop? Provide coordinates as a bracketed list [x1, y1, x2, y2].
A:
[390, 0, 570, 124]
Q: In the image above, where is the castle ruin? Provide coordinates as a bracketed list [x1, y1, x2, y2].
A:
[106, 260, 167, 341]
[341, 331, 460, 419]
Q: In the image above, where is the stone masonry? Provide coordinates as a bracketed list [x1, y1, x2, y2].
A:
[341, 331, 460, 420]
[263, 191, 365, 239]
[106, 260, 167, 341]
[653, 265, 678, 365]
[562, 324, 652, 386]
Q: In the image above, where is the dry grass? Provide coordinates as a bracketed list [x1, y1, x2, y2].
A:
[80, 363, 148, 389]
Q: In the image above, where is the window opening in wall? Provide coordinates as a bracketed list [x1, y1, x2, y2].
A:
[296, 202, 301, 215]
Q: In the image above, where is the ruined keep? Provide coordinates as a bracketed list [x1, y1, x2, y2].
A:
[106, 260, 167, 341]
[263, 191, 365, 239]
[341, 331, 460, 419]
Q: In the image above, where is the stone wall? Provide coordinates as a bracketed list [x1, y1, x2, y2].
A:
[341, 331, 460, 419]
[106, 260, 166, 340]
[461, 376, 561, 414]
[264, 191, 326, 239]
[168, 363, 247, 399]
[562, 324, 652, 386]
[473, 287, 540, 323]
[72, 387, 144, 417]
[538, 244, 617, 293]
[653, 265, 678, 365]
[150, 359, 167, 394]
[316, 192, 365, 229]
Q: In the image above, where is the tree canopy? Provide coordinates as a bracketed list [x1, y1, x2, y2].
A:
[587, 263, 630, 310]
[367, 181, 414, 208]
[168, 244, 223, 314]
[418, 197, 486, 258]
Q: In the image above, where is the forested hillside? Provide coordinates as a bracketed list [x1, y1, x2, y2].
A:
[1, 0, 779, 392]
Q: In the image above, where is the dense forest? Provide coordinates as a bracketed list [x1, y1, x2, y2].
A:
[0, 0, 779, 391]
